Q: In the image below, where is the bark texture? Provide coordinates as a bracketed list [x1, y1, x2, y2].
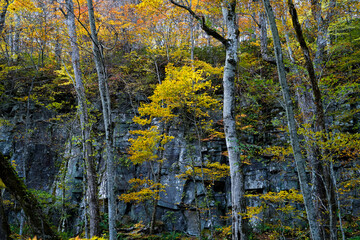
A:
[169, 1, 246, 239]
[262, 0, 322, 239]
[221, 3, 246, 240]
[259, 11, 276, 65]
[0, 190, 11, 240]
[288, 1, 338, 238]
[0, 153, 59, 239]
[311, 0, 336, 71]
[85, 1, 115, 239]
[64, 0, 101, 236]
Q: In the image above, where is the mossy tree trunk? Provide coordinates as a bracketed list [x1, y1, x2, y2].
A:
[0, 189, 11, 240]
[0, 153, 59, 240]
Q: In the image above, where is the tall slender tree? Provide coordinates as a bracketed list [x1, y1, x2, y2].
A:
[86, 0, 116, 239]
[262, 0, 322, 239]
[63, 0, 101, 236]
[287, 1, 337, 238]
[0, 185, 11, 240]
[169, 1, 246, 239]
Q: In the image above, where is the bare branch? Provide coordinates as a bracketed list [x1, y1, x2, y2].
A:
[169, 0, 229, 47]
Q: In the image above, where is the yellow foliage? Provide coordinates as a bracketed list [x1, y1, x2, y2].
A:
[206, 129, 225, 139]
[276, 205, 296, 214]
[215, 225, 232, 238]
[10, 0, 40, 14]
[339, 178, 360, 194]
[134, 61, 221, 125]
[128, 126, 174, 165]
[69, 236, 107, 240]
[119, 178, 166, 203]
[245, 188, 304, 203]
[176, 161, 229, 181]
[259, 189, 304, 203]
[240, 155, 251, 165]
[244, 206, 263, 220]
[298, 127, 360, 162]
[11, 160, 17, 168]
[2, 199, 14, 207]
[0, 178, 5, 188]
[136, 0, 164, 11]
[261, 145, 293, 161]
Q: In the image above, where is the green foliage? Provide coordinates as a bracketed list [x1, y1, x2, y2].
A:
[194, 45, 226, 70]
[0, 59, 76, 121]
[1, 0, 360, 238]
[344, 216, 360, 239]
[236, 41, 282, 146]
[159, 231, 186, 240]
[109, 50, 160, 100]
[162, 211, 176, 230]
[0, 118, 12, 127]
[324, 18, 360, 131]
[29, 189, 57, 205]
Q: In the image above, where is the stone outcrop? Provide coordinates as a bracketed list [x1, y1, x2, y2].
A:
[0, 103, 359, 237]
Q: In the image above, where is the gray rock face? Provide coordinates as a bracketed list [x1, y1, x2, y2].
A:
[1, 105, 359, 237]
[0, 124, 12, 156]
[0, 112, 303, 236]
[183, 210, 200, 236]
[245, 170, 267, 190]
[158, 175, 185, 210]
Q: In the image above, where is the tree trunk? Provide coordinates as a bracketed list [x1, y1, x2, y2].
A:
[169, 1, 246, 238]
[221, 2, 246, 239]
[283, 26, 327, 237]
[0, 189, 11, 240]
[287, 1, 337, 238]
[311, 0, 336, 72]
[0, 153, 60, 239]
[10, 14, 20, 59]
[262, 0, 322, 239]
[64, 0, 100, 237]
[259, 11, 276, 65]
[85, 1, 115, 238]
[149, 160, 163, 235]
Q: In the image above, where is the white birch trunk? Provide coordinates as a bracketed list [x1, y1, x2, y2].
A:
[222, 2, 246, 240]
